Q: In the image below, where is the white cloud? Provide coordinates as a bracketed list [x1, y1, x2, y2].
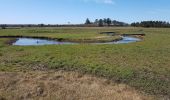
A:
[83, 0, 115, 5]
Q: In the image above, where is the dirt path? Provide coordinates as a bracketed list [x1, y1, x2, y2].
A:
[0, 71, 154, 100]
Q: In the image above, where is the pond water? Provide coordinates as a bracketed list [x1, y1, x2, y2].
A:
[94, 36, 141, 44]
[12, 38, 76, 46]
[12, 36, 141, 46]
[114, 36, 141, 44]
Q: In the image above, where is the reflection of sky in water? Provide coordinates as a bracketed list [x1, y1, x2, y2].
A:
[114, 36, 141, 44]
[12, 36, 141, 46]
[13, 38, 75, 46]
[95, 36, 141, 44]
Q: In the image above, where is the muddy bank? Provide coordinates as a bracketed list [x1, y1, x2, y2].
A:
[0, 71, 155, 100]
[122, 33, 145, 36]
[0, 35, 64, 41]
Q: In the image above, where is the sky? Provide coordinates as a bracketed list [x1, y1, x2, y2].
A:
[0, 0, 170, 24]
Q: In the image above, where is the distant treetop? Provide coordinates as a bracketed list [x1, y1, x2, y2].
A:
[84, 18, 129, 27]
[85, 18, 91, 24]
[131, 21, 170, 28]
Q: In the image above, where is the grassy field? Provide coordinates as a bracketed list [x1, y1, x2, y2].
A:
[0, 71, 154, 100]
[0, 27, 122, 43]
[0, 27, 170, 99]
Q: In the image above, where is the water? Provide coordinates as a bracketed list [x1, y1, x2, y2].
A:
[12, 36, 141, 46]
[13, 38, 76, 46]
[95, 36, 141, 44]
[114, 36, 141, 44]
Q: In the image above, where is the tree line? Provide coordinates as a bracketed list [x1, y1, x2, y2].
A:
[85, 18, 129, 27]
[0, 24, 89, 29]
[131, 21, 170, 28]
[1, 20, 170, 29]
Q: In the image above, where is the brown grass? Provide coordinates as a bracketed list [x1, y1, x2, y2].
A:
[0, 71, 155, 100]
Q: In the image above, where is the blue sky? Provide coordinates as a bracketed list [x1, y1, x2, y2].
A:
[0, 0, 170, 24]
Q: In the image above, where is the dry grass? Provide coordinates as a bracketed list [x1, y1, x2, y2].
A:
[0, 71, 155, 100]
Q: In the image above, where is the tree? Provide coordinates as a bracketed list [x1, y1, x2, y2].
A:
[21, 25, 24, 28]
[39, 24, 44, 27]
[106, 18, 112, 26]
[85, 18, 91, 24]
[98, 19, 103, 27]
[131, 21, 170, 28]
[1, 24, 6, 29]
[94, 19, 99, 25]
[28, 24, 32, 27]
[103, 18, 107, 25]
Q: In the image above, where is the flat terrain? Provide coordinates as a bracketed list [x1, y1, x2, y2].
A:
[0, 27, 170, 99]
[0, 71, 154, 100]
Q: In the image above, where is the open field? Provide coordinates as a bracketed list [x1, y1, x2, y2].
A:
[0, 71, 154, 100]
[0, 27, 170, 99]
[0, 27, 123, 43]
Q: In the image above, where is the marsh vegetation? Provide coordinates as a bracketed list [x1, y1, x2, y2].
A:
[0, 27, 169, 99]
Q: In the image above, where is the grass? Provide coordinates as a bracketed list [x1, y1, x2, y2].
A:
[0, 27, 170, 98]
[0, 27, 122, 42]
[0, 71, 154, 100]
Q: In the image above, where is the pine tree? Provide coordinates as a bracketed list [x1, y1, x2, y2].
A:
[98, 19, 103, 27]
[106, 18, 112, 26]
[85, 18, 91, 24]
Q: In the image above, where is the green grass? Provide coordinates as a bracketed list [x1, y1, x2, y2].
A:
[0, 27, 170, 98]
[0, 27, 122, 42]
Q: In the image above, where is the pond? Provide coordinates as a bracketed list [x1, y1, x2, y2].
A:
[12, 36, 141, 46]
[12, 38, 76, 46]
[114, 36, 141, 44]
